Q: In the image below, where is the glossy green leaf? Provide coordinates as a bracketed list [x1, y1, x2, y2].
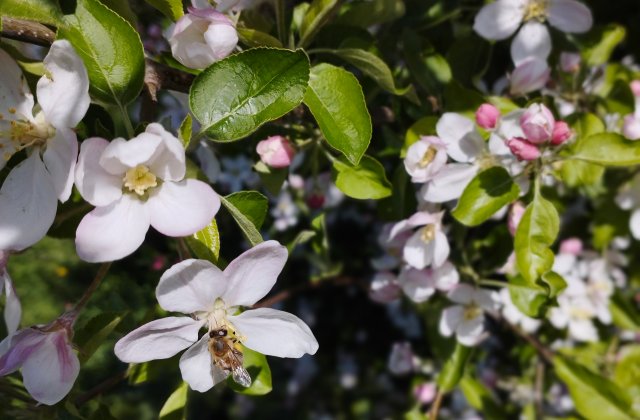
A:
[1, 0, 63, 26]
[554, 356, 636, 420]
[304, 63, 372, 165]
[237, 27, 283, 48]
[403, 30, 452, 94]
[507, 275, 549, 318]
[220, 192, 267, 246]
[579, 24, 626, 67]
[569, 132, 640, 166]
[144, 0, 184, 21]
[614, 345, 640, 406]
[159, 381, 188, 420]
[287, 230, 316, 253]
[190, 48, 310, 141]
[610, 293, 640, 332]
[332, 155, 392, 200]
[298, 0, 340, 48]
[228, 346, 272, 395]
[452, 167, 520, 227]
[74, 311, 126, 363]
[59, 0, 145, 107]
[459, 375, 507, 418]
[446, 34, 491, 86]
[560, 113, 605, 187]
[437, 343, 472, 392]
[185, 218, 220, 265]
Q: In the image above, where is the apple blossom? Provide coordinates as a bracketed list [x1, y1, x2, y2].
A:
[520, 103, 555, 143]
[475, 103, 500, 130]
[387, 342, 417, 375]
[389, 211, 450, 270]
[398, 262, 459, 303]
[549, 294, 598, 342]
[169, 5, 238, 69]
[114, 241, 318, 392]
[0, 252, 21, 334]
[404, 136, 448, 183]
[559, 52, 581, 73]
[439, 284, 498, 346]
[507, 201, 526, 236]
[0, 40, 89, 251]
[559, 237, 583, 255]
[271, 190, 299, 231]
[510, 57, 550, 95]
[623, 114, 640, 140]
[414, 382, 437, 404]
[507, 137, 541, 161]
[0, 312, 79, 405]
[369, 271, 401, 303]
[256, 135, 296, 168]
[74, 123, 220, 262]
[551, 120, 572, 145]
[615, 172, 640, 240]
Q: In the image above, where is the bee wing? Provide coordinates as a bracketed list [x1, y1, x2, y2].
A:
[211, 363, 229, 385]
[227, 348, 252, 388]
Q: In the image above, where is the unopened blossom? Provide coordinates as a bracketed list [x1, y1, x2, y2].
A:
[398, 262, 459, 303]
[388, 342, 417, 375]
[369, 271, 401, 303]
[169, 4, 238, 69]
[404, 136, 448, 183]
[475, 103, 500, 130]
[559, 237, 582, 255]
[507, 137, 541, 161]
[499, 288, 541, 333]
[510, 57, 550, 95]
[520, 103, 555, 143]
[0, 41, 89, 251]
[414, 382, 437, 404]
[623, 114, 640, 140]
[114, 241, 318, 392]
[390, 211, 450, 270]
[257, 135, 296, 168]
[0, 312, 79, 405]
[439, 284, 498, 346]
[560, 52, 581, 73]
[551, 120, 572, 145]
[631, 80, 640, 97]
[0, 252, 20, 334]
[74, 123, 220, 262]
[507, 201, 526, 236]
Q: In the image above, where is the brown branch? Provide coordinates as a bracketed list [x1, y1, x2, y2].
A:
[490, 313, 554, 363]
[1, 17, 55, 47]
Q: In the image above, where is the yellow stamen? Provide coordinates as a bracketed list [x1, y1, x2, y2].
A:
[421, 224, 436, 242]
[524, 0, 549, 22]
[123, 165, 157, 195]
[463, 303, 482, 320]
[418, 146, 437, 168]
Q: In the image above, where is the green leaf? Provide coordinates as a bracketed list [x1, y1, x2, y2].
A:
[579, 24, 626, 67]
[1, 0, 63, 26]
[452, 167, 520, 227]
[569, 132, 640, 166]
[298, 0, 340, 48]
[554, 356, 636, 420]
[332, 155, 392, 200]
[59, 0, 145, 107]
[610, 293, 640, 332]
[220, 193, 266, 246]
[614, 345, 640, 407]
[237, 27, 283, 48]
[225, 191, 268, 229]
[185, 218, 220, 264]
[254, 161, 288, 195]
[144, 0, 184, 21]
[304, 63, 372, 165]
[403, 30, 452, 94]
[190, 48, 310, 142]
[437, 343, 472, 392]
[514, 186, 559, 284]
[228, 346, 272, 395]
[446, 34, 491, 86]
[560, 113, 605, 189]
[459, 375, 507, 418]
[287, 230, 316, 253]
[317, 48, 409, 95]
[337, 0, 405, 28]
[74, 311, 126, 363]
[178, 114, 192, 148]
[507, 275, 549, 318]
[159, 381, 188, 420]
[443, 81, 485, 113]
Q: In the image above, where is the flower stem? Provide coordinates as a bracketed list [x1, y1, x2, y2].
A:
[429, 389, 444, 419]
[73, 262, 111, 313]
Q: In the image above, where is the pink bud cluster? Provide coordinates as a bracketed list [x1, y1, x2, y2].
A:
[507, 104, 571, 161]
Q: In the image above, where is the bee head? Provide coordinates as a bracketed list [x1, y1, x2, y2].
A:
[209, 328, 228, 338]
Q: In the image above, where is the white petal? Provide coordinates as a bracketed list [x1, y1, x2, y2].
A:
[0, 48, 34, 121]
[75, 137, 122, 207]
[99, 135, 161, 175]
[222, 241, 288, 307]
[75, 194, 150, 262]
[145, 123, 187, 182]
[399, 268, 436, 303]
[37, 40, 90, 129]
[114, 317, 204, 363]
[496, 110, 526, 139]
[403, 230, 433, 270]
[21, 331, 79, 405]
[3, 272, 21, 334]
[436, 113, 484, 163]
[0, 329, 46, 375]
[420, 163, 478, 203]
[147, 180, 220, 237]
[447, 284, 475, 304]
[433, 261, 460, 291]
[473, 0, 526, 40]
[229, 308, 318, 358]
[42, 128, 78, 202]
[156, 259, 226, 314]
[179, 334, 222, 392]
[569, 319, 598, 342]
[432, 231, 450, 267]
[630, 209, 640, 240]
[510, 21, 551, 66]
[456, 317, 484, 346]
[0, 153, 57, 251]
[474, 288, 499, 311]
[439, 306, 464, 337]
[548, 0, 593, 33]
[510, 58, 550, 95]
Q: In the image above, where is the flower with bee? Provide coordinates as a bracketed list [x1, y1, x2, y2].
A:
[114, 240, 318, 391]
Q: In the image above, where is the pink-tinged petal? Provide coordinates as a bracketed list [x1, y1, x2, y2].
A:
[369, 272, 401, 303]
[474, 288, 499, 311]
[75, 137, 122, 207]
[3, 273, 21, 334]
[447, 284, 475, 305]
[156, 259, 226, 314]
[496, 110, 526, 139]
[0, 329, 47, 375]
[406, 211, 439, 228]
[432, 231, 450, 267]
[510, 21, 551, 66]
[179, 334, 224, 392]
[0, 48, 34, 121]
[439, 306, 464, 337]
[420, 163, 478, 203]
[99, 135, 162, 175]
[42, 128, 78, 202]
[114, 317, 204, 363]
[147, 180, 220, 237]
[21, 331, 79, 405]
[222, 241, 288, 307]
[548, 0, 593, 33]
[145, 123, 186, 181]
[36, 40, 90, 129]
[403, 230, 433, 270]
[433, 262, 460, 291]
[229, 308, 318, 358]
[75, 195, 150, 262]
[0, 153, 57, 251]
[510, 58, 550, 95]
[436, 113, 484, 163]
[399, 268, 436, 303]
[203, 19, 238, 60]
[456, 317, 484, 346]
[473, 0, 526, 40]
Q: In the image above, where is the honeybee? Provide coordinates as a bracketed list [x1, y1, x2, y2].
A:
[208, 327, 252, 387]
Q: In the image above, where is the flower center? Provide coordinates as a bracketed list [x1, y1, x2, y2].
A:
[123, 165, 158, 196]
[569, 306, 592, 320]
[0, 111, 54, 161]
[463, 302, 482, 320]
[524, 0, 549, 22]
[418, 146, 437, 168]
[420, 224, 436, 242]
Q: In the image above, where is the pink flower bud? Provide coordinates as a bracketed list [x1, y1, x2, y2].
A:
[560, 237, 583, 256]
[630, 80, 640, 97]
[169, 8, 238, 69]
[623, 114, 640, 140]
[508, 201, 526, 236]
[475, 103, 500, 130]
[560, 52, 581, 73]
[507, 137, 541, 161]
[510, 58, 550, 95]
[414, 382, 437, 404]
[520, 103, 555, 144]
[306, 193, 325, 209]
[551, 121, 572, 145]
[256, 135, 296, 168]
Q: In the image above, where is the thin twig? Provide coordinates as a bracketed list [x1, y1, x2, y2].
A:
[73, 262, 111, 313]
[74, 370, 127, 406]
[534, 358, 545, 419]
[490, 313, 554, 363]
[429, 389, 444, 420]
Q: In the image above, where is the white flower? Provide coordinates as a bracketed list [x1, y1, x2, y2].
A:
[439, 284, 498, 346]
[271, 190, 299, 231]
[219, 155, 260, 192]
[0, 252, 20, 334]
[549, 294, 598, 342]
[114, 241, 318, 392]
[388, 342, 417, 375]
[403, 136, 448, 183]
[369, 271, 401, 303]
[0, 313, 79, 405]
[499, 288, 541, 333]
[398, 261, 459, 303]
[74, 123, 220, 262]
[510, 57, 550, 94]
[0, 40, 89, 251]
[390, 211, 450, 270]
[616, 172, 640, 240]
